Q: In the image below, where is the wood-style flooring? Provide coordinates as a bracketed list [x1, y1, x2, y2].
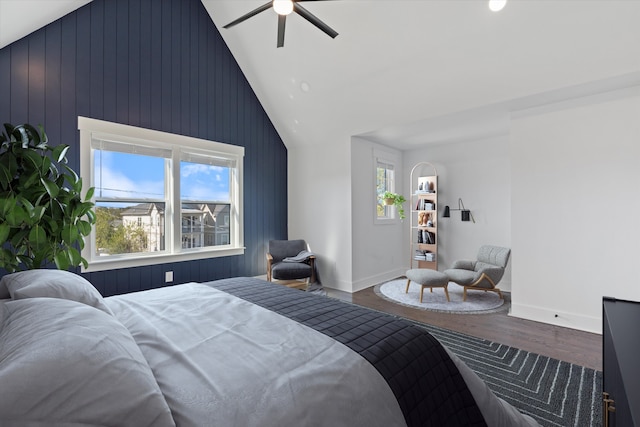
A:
[328, 287, 602, 371]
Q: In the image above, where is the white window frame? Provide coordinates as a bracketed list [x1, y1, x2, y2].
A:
[374, 149, 399, 224]
[78, 117, 244, 272]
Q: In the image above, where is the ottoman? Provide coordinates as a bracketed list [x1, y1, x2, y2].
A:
[405, 269, 450, 303]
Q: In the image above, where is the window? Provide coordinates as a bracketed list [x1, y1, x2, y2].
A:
[79, 117, 244, 272]
[374, 149, 398, 222]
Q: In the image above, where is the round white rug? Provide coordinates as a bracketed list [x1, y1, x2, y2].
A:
[375, 279, 506, 314]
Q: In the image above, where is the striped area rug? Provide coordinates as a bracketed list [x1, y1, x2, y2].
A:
[414, 322, 603, 427]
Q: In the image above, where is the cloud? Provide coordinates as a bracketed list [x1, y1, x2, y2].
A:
[181, 163, 223, 178]
[95, 153, 164, 199]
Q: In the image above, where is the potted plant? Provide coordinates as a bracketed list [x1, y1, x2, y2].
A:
[0, 123, 96, 272]
[381, 191, 406, 219]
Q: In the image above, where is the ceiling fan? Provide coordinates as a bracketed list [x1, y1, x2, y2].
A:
[223, 0, 338, 48]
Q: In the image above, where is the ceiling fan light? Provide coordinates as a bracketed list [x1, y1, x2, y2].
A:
[489, 0, 507, 12]
[273, 0, 294, 16]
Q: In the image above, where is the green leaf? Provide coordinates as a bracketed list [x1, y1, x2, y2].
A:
[41, 156, 52, 177]
[0, 162, 11, 189]
[85, 209, 96, 224]
[61, 224, 79, 245]
[0, 196, 14, 216]
[31, 205, 46, 222]
[0, 223, 10, 243]
[1, 248, 20, 273]
[10, 228, 29, 248]
[54, 251, 70, 270]
[4, 208, 17, 226]
[29, 225, 48, 249]
[52, 145, 70, 163]
[62, 164, 79, 184]
[47, 218, 59, 233]
[21, 171, 40, 189]
[78, 220, 92, 236]
[68, 246, 82, 266]
[41, 178, 60, 198]
[85, 186, 95, 201]
[23, 124, 42, 146]
[17, 254, 35, 270]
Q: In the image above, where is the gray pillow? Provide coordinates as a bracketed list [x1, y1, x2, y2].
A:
[0, 298, 176, 426]
[0, 269, 113, 315]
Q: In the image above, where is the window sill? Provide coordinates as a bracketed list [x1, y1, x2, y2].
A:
[82, 246, 246, 273]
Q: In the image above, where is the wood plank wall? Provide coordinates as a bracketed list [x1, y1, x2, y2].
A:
[0, 0, 288, 296]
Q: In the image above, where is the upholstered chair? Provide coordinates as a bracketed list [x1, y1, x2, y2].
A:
[444, 245, 511, 301]
[266, 239, 315, 288]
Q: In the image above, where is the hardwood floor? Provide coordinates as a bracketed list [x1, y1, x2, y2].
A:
[328, 287, 602, 371]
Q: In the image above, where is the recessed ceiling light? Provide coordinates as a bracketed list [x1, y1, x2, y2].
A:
[300, 81, 310, 92]
[489, 0, 507, 12]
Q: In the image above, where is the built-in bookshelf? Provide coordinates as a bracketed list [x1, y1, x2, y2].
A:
[409, 163, 438, 270]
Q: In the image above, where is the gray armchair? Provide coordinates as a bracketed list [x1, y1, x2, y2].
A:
[266, 239, 315, 288]
[444, 245, 511, 301]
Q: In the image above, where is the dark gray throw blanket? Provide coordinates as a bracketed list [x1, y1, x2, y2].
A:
[206, 277, 487, 427]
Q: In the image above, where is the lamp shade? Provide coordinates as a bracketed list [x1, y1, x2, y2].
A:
[443, 206, 450, 217]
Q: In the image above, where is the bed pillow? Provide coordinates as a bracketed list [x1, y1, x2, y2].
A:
[0, 269, 113, 315]
[0, 297, 176, 427]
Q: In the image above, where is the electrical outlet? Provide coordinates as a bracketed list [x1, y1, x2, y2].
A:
[165, 271, 173, 282]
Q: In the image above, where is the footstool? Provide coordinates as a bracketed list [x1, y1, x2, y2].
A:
[405, 269, 450, 303]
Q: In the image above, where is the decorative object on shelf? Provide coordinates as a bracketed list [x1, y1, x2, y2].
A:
[410, 162, 438, 270]
[443, 198, 475, 223]
[0, 123, 96, 272]
[381, 191, 406, 219]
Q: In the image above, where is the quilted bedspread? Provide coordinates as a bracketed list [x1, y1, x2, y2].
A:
[206, 277, 488, 427]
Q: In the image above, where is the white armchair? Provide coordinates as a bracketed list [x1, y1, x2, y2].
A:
[444, 245, 511, 301]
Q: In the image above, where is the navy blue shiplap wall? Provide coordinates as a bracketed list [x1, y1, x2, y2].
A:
[0, 0, 288, 296]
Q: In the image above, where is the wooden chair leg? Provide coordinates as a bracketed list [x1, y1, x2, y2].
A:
[420, 286, 425, 303]
[463, 287, 468, 301]
[496, 289, 503, 299]
[405, 279, 411, 293]
[443, 285, 450, 302]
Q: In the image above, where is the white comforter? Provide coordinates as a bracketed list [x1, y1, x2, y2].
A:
[106, 282, 407, 427]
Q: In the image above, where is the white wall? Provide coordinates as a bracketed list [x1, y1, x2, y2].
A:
[403, 136, 512, 290]
[288, 141, 353, 292]
[510, 88, 640, 333]
[350, 138, 405, 291]
[286, 84, 640, 335]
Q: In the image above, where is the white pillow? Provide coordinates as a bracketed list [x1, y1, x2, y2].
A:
[0, 269, 113, 316]
[0, 298, 176, 426]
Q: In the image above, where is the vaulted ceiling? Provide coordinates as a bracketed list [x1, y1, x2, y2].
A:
[2, 0, 640, 150]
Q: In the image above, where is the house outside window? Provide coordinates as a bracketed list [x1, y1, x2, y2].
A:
[79, 117, 244, 272]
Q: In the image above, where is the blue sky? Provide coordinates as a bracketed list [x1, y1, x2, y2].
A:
[94, 151, 230, 202]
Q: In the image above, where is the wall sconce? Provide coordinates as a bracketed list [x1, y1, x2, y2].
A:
[443, 198, 475, 223]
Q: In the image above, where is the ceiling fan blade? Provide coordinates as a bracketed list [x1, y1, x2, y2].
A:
[277, 15, 286, 48]
[293, 3, 338, 39]
[223, 2, 272, 29]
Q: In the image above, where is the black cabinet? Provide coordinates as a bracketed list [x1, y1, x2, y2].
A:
[603, 297, 640, 427]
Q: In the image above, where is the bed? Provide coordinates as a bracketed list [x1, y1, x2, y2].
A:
[0, 270, 540, 426]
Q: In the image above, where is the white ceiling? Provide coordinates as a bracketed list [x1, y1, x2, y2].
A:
[2, 0, 640, 150]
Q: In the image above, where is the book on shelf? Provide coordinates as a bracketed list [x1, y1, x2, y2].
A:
[414, 250, 435, 262]
[415, 199, 436, 211]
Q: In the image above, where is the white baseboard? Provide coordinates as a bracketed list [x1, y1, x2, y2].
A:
[510, 302, 602, 334]
[350, 269, 405, 293]
[323, 269, 405, 294]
